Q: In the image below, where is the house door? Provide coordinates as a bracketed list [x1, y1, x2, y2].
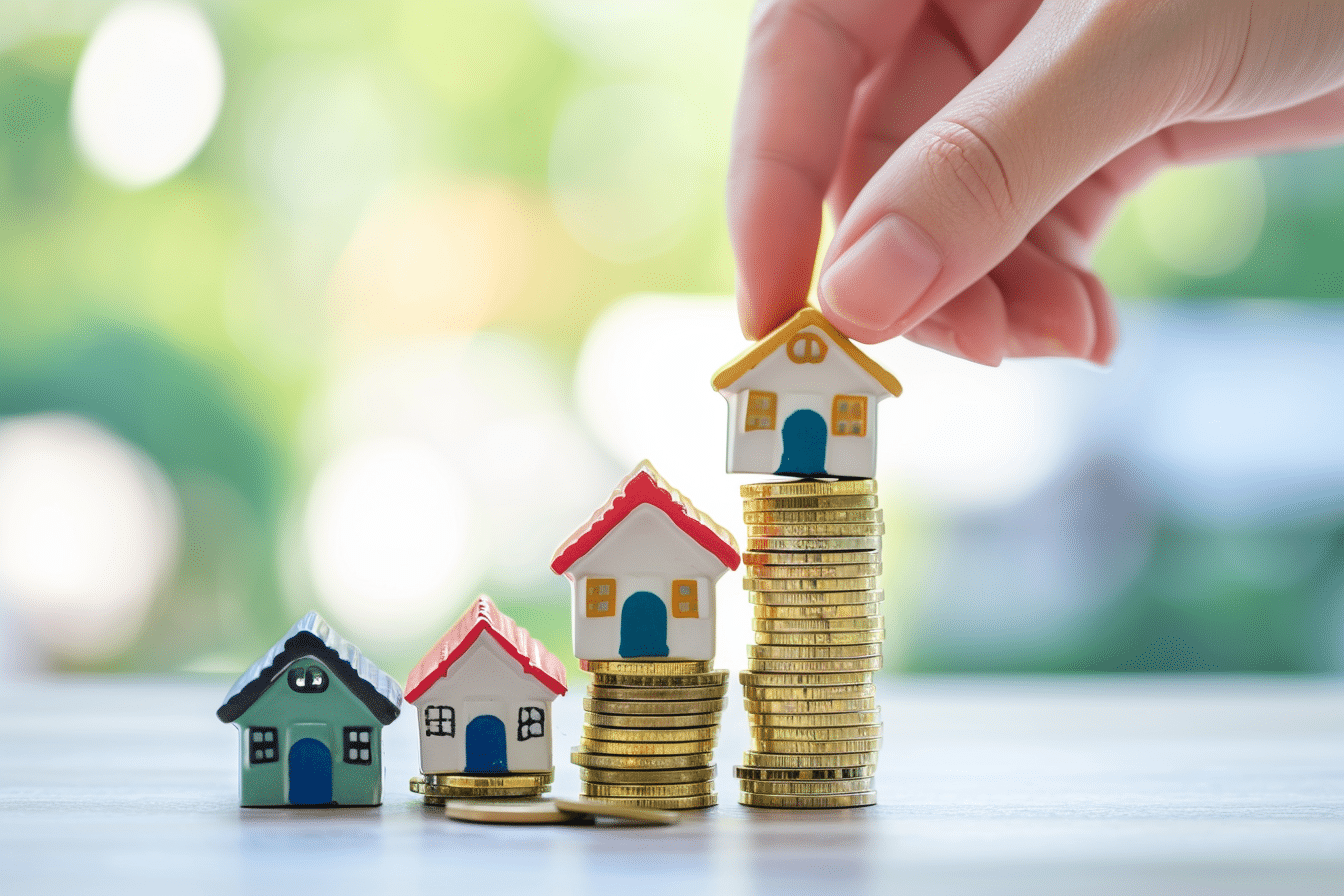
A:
[619, 590, 669, 658]
[777, 409, 827, 476]
[465, 715, 508, 773]
[287, 737, 333, 805]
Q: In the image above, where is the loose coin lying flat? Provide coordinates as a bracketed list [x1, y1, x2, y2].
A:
[739, 777, 874, 795]
[751, 629, 884, 646]
[584, 697, 724, 716]
[734, 764, 875, 781]
[744, 562, 883, 580]
[591, 670, 729, 688]
[741, 750, 881, 769]
[587, 684, 729, 702]
[746, 656, 883, 673]
[740, 670, 877, 688]
[743, 508, 883, 524]
[739, 791, 876, 809]
[747, 710, 881, 728]
[747, 643, 883, 660]
[581, 781, 714, 799]
[554, 796, 682, 824]
[580, 765, 716, 785]
[571, 750, 714, 770]
[581, 659, 713, 676]
[747, 536, 882, 552]
[742, 495, 878, 512]
[743, 576, 880, 593]
[578, 737, 717, 756]
[585, 711, 721, 729]
[444, 798, 585, 824]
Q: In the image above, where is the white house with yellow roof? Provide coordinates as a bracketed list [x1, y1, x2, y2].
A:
[712, 307, 902, 479]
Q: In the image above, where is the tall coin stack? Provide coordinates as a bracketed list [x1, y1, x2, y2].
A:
[735, 478, 883, 808]
[571, 660, 729, 809]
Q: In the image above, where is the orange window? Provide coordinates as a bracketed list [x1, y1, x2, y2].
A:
[831, 395, 868, 436]
[585, 578, 616, 617]
[670, 580, 699, 618]
[787, 332, 828, 364]
[745, 390, 777, 431]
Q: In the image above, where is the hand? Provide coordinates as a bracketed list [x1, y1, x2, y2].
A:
[729, 0, 1344, 364]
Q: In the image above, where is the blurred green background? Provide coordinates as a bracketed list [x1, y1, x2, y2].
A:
[2, 0, 1343, 681]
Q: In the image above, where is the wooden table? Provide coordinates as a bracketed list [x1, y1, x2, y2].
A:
[3, 675, 1342, 894]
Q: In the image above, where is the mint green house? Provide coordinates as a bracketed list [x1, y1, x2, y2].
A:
[217, 613, 403, 807]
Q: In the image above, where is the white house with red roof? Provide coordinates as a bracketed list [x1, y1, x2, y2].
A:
[552, 461, 740, 662]
[404, 595, 567, 775]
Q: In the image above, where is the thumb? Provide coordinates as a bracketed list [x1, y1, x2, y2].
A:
[817, 0, 1221, 345]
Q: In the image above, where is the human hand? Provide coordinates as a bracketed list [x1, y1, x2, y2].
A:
[729, 0, 1344, 364]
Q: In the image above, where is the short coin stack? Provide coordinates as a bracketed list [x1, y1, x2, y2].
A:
[409, 769, 553, 806]
[736, 479, 884, 808]
[571, 660, 729, 809]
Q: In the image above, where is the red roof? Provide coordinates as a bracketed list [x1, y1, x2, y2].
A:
[551, 461, 740, 575]
[404, 596, 567, 703]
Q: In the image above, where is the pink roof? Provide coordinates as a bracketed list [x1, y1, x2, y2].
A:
[551, 461, 740, 576]
[404, 596, 567, 703]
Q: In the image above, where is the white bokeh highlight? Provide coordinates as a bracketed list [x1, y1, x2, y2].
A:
[71, 0, 224, 188]
[0, 414, 180, 663]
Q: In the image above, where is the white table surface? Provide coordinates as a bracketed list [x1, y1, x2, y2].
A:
[2, 674, 1342, 895]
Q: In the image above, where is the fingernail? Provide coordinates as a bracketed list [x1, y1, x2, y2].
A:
[820, 214, 942, 333]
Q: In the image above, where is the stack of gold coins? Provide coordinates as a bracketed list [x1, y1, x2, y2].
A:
[736, 479, 883, 808]
[570, 660, 728, 809]
[409, 769, 553, 806]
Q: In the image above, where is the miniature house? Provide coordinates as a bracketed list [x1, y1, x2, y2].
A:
[216, 612, 403, 807]
[552, 461, 740, 662]
[712, 307, 902, 479]
[404, 596, 567, 775]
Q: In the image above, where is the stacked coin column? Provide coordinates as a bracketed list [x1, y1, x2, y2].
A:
[410, 769, 553, 805]
[571, 660, 729, 810]
[735, 479, 884, 808]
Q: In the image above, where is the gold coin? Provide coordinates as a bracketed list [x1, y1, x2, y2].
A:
[753, 615, 883, 632]
[747, 710, 880, 728]
[411, 778, 549, 798]
[740, 480, 877, 498]
[743, 550, 881, 566]
[580, 765, 716, 785]
[553, 796, 681, 824]
[581, 659, 713, 675]
[743, 509, 882, 525]
[740, 669, 876, 688]
[739, 791, 876, 809]
[752, 596, 887, 609]
[734, 764, 875, 781]
[591, 670, 729, 688]
[420, 771, 554, 788]
[583, 724, 718, 743]
[742, 682, 876, 702]
[739, 777, 873, 795]
[744, 697, 876, 714]
[748, 643, 882, 660]
[747, 536, 882, 552]
[444, 797, 583, 824]
[750, 736, 882, 755]
[581, 793, 718, 810]
[748, 656, 883, 674]
[581, 781, 714, 799]
[748, 722, 882, 742]
[752, 629, 884, 647]
[751, 602, 883, 620]
[571, 750, 713, 770]
[578, 736, 717, 755]
[742, 750, 880, 769]
[744, 562, 883, 580]
[587, 683, 729, 702]
[744, 576, 881, 593]
[584, 711, 722, 729]
[747, 523, 886, 538]
[584, 697, 724, 716]
[742, 495, 878, 512]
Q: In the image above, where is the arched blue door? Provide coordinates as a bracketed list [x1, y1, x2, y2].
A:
[288, 738, 332, 805]
[465, 715, 508, 773]
[777, 409, 828, 476]
[619, 590, 669, 658]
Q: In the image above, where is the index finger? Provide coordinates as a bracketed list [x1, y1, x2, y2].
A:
[729, 0, 923, 338]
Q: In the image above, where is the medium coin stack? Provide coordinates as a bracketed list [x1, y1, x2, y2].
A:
[409, 769, 553, 806]
[736, 478, 884, 808]
[571, 659, 729, 809]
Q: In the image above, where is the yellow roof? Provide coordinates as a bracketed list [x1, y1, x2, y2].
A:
[710, 307, 903, 396]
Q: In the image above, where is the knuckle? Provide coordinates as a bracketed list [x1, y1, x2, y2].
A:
[914, 119, 1019, 226]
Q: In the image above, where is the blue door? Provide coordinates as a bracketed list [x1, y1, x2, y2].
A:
[465, 715, 508, 773]
[619, 590, 669, 658]
[777, 409, 828, 476]
[288, 738, 332, 805]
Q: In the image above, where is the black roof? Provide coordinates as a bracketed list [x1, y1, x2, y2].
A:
[217, 612, 403, 725]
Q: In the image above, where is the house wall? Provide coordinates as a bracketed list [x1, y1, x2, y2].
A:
[232, 656, 386, 807]
[720, 326, 889, 478]
[567, 504, 725, 661]
[412, 639, 558, 774]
